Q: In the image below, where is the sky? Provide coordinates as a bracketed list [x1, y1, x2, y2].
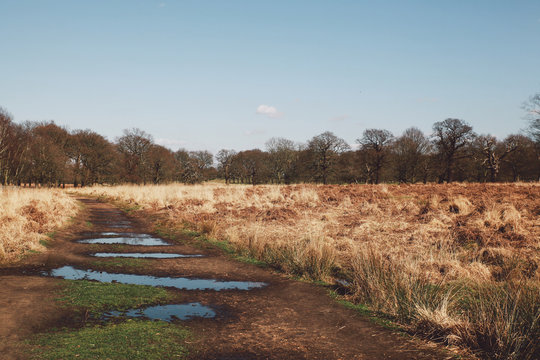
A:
[1, 0, 539, 153]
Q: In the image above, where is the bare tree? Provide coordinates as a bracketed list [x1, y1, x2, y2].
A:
[265, 137, 297, 184]
[231, 150, 270, 185]
[307, 132, 350, 184]
[523, 93, 540, 144]
[147, 144, 176, 184]
[174, 150, 213, 183]
[432, 118, 475, 182]
[357, 129, 393, 184]
[72, 130, 117, 185]
[475, 135, 518, 182]
[216, 149, 237, 184]
[392, 127, 431, 183]
[500, 135, 538, 181]
[26, 122, 71, 187]
[0, 108, 13, 184]
[116, 128, 153, 183]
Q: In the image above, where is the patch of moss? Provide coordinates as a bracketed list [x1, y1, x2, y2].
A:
[56, 280, 172, 316]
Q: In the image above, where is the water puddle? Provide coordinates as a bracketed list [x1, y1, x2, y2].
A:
[92, 253, 203, 259]
[78, 236, 170, 246]
[84, 232, 148, 237]
[44, 266, 268, 291]
[103, 303, 215, 322]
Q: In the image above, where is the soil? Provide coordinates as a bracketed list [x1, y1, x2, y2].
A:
[0, 197, 459, 359]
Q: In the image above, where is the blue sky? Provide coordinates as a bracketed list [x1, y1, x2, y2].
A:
[1, 0, 539, 153]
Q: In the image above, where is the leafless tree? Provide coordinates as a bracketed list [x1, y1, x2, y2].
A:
[116, 128, 153, 183]
[432, 118, 475, 182]
[392, 127, 431, 183]
[0, 108, 13, 184]
[216, 149, 237, 184]
[523, 93, 540, 144]
[357, 129, 393, 184]
[307, 132, 349, 184]
[475, 135, 517, 182]
[265, 137, 297, 184]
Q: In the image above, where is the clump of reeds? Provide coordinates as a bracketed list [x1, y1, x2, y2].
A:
[0, 187, 78, 262]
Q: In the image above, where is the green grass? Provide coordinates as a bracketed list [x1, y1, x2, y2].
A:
[91, 258, 150, 270]
[56, 280, 172, 316]
[328, 290, 402, 331]
[122, 204, 142, 213]
[30, 320, 190, 360]
[181, 229, 201, 237]
[39, 239, 51, 248]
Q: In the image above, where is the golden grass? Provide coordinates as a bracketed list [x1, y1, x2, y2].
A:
[0, 187, 79, 262]
[72, 183, 540, 358]
[73, 183, 539, 282]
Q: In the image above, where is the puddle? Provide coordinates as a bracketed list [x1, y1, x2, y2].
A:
[78, 237, 170, 246]
[92, 253, 203, 259]
[103, 303, 215, 322]
[335, 278, 352, 287]
[87, 232, 152, 237]
[44, 266, 268, 291]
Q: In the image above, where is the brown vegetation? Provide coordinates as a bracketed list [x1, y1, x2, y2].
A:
[0, 187, 79, 262]
[74, 182, 540, 359]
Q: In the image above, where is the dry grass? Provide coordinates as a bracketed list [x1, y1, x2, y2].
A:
[73, 183, 540, 359]
[0, 187, 79, 263]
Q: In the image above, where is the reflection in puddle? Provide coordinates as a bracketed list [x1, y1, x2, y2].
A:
[45, 266, 268, 291]
[95, 232, 149, 237]
[78, 237, 170, 246]
[103, 303, 215, 322]
[92, 253, 203, 259]
[91, 221, 131, 224]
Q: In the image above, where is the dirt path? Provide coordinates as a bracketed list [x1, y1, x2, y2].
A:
[0, 198, 455, 359]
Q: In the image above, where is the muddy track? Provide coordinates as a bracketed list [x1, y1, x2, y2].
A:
[0, 197, 455, 359]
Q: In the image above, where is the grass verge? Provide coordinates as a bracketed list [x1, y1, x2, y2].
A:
[29, 320, 190, 360]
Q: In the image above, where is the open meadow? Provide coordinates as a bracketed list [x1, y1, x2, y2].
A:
[73, 182, 540, 359]
[0, 187, 79, 263]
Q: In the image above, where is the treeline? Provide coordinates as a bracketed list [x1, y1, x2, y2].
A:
[1, 103, 539, 187]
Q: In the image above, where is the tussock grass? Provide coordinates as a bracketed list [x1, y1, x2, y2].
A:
[72, 183, 540, 359]
[0, 187, 78, 262]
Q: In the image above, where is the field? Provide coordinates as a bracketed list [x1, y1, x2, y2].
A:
[74, 182, 540, 359]
[0, 187, 79, 263]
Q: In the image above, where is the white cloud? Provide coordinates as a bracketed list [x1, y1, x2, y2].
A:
[158, 2, 166, 8]
[156, 138, 186, 150]
[256, 104, 282, 118]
